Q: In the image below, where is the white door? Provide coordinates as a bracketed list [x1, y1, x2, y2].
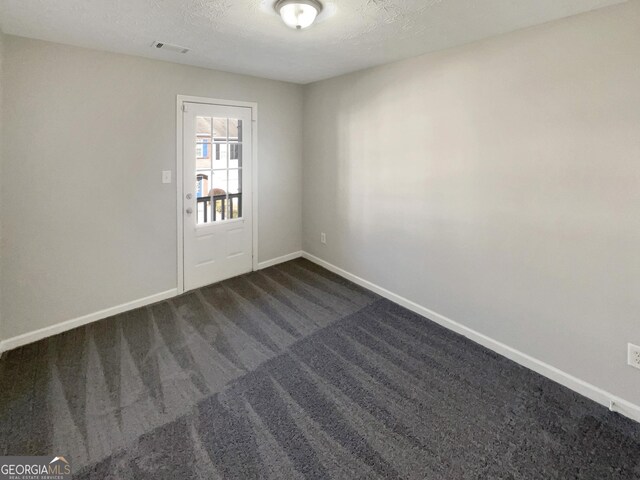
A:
[182, 102, 253, 291]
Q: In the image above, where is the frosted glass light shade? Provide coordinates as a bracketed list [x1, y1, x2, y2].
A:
[275, 0, 322, 30]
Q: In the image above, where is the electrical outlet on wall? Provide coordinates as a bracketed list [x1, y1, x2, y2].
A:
[628, 343, 640, 370]
[321, 232, 326, 245]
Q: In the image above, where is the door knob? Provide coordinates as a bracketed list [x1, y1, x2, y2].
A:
[186, 193, 193, 200]
[186, 208, 193, 215]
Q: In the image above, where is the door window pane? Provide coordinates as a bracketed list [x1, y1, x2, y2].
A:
[212, 143, 227, 170]
[228, 143, 242, 169]
[196, 139, 212, 170]
[197, 117, 212, 136]
[209, 170, 228, 196]
[195, 115, 243, 224]
[227, 169, 241, 195]
[229, 119, 242, 142]
[228, 169, 242, 219]
[212, 117, 228, 141]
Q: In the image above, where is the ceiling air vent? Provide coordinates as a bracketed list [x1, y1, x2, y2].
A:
[151, 41, 189, 54]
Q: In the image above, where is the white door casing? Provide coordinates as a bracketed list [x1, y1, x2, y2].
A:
[179, 99, 255, 292]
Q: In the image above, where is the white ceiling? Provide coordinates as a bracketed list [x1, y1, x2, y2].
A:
[0, 0, 626, 84]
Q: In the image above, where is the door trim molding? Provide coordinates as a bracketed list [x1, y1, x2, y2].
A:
[176, 95, 259, 295]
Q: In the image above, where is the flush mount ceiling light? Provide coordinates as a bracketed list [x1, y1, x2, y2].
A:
[275, 0, 323, 30]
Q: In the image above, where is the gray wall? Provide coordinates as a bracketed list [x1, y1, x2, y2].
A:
[1, 36, 303, 339]
[302, 1, 640, 405]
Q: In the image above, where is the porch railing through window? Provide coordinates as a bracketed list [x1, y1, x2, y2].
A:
[197, 193, 242, 223]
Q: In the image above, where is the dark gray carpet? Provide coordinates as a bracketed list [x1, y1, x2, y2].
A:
[1, 258, 639, 479]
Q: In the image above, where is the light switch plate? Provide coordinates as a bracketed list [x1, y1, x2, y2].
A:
[162, 170, 172, 184]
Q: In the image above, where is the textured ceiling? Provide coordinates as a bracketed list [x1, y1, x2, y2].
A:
[0, 0, 627, 84]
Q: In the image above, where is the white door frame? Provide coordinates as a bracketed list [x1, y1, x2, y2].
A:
[176, 95, 259, 295]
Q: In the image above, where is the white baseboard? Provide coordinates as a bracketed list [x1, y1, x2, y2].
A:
[301, 251, 640, 424]
[0, 249, 305, 355]
[2, 251, 638, 424]
[0, 289, 178, 355]
[257, 251, 303, 270]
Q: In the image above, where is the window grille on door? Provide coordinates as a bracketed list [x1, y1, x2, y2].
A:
[195, 116, 243, 224]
